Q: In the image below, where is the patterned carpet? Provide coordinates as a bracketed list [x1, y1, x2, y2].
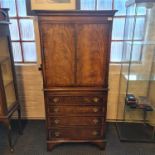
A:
[0, 121, 155, 155]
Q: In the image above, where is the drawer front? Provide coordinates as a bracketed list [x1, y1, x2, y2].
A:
[48, 116, 103, 127]
[47, 105, 104, 115]
[47, 96, 105, 105]
[48, 127, 103, 140]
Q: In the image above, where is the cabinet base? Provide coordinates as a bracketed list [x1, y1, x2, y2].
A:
[47, 140, 106, 151]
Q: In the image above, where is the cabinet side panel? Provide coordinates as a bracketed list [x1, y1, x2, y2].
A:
[76, 24, 110, 87]
[41, 23, 75, 87]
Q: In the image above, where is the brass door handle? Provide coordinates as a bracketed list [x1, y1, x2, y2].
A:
[38, 64, 42, 71]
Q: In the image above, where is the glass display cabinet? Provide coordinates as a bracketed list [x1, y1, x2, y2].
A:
[0, 9, 22, 152]
[117, 0, 155, 142]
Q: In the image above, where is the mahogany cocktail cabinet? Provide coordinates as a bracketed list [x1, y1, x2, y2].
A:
[35, 10, 116, 151]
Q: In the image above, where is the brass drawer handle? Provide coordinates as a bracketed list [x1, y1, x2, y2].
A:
[53, 97, 59, 103]
[54, 119, 60, 124]
[93, 108, 98, 113]
[93, 119, 99, 124]
[92, 131, 98, 136]
[93, 97, 99, 103]
[54, 108, 59, 113]
[54, 132, 60, 137]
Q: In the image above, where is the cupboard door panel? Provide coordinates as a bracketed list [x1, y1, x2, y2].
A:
[76, 24, 110, 86]
[41, 24, 75, 87]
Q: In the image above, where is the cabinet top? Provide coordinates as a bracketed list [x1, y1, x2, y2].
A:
[29, 10, 117, 17]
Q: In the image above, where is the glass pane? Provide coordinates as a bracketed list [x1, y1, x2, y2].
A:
[114, 0, 126, 16]
[22, 42, 37, 62]
[134, 17, 145, 40]
[124, 17, 134, 40]
[112, 18, 125, 40]
[127, 4, 146, 15]
[137, 6, 146, 15]
[123, 42, 142, 62]
[19, 19, 35, 41]
[1, 59, 13, 87]
[111, 42, 123, 62]
[97, 0, 112, 10]
[132, 42, 142, 61]
[12, 42, 22, 62]
[9, 19, 20, 40]
[80, 0, 95, 10]
[5, 82, 16, 109]
[1, 0, 16, 17]
[127, 4, 136, 16]
[123, 41, 132, 61]
[17, 0, 27, 17]
[145, 5, 155, 42]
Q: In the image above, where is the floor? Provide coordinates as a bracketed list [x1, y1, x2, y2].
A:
[0, 121, 155, 155]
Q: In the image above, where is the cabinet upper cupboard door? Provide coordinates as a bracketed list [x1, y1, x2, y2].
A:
[76, 24, 111, 87]
[41, 24, 75, 87]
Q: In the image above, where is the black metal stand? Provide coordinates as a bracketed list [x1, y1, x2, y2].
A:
[116, 122, 155, 143]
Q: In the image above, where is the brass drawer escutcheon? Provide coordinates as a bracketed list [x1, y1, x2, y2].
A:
[53, 97, 59, 103]
[93, 97, 100, 103]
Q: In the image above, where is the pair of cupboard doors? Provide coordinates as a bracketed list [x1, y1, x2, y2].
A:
[39, 13, 113, 88]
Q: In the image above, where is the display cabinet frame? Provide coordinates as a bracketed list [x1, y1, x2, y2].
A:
[0, 8, 22, 152]
[117, 0, 155, 142]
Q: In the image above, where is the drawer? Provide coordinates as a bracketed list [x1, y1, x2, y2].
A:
[48, 127, 104, 140]
[46, 96, 105, 105]
[47, 105, 105, 115]
[47, 116, 104, 127]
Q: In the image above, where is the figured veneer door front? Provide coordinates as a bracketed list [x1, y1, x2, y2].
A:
[76, 24, 110, 87]
[41, 24, 75, 87]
